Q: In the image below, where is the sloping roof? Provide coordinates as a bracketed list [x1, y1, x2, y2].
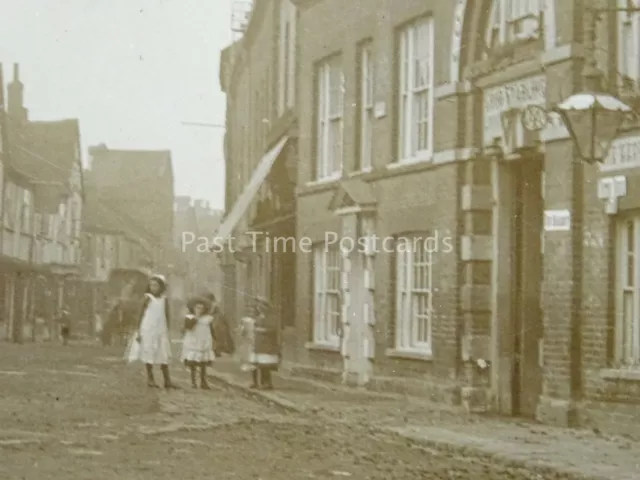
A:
[9, 119, 80, 184]
[83, 186, 155, 250]
[88, 147, 172, 190]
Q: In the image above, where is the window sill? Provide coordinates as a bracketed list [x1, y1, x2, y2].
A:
[387, 154, 433, 169]
[386, 348, 432, 361]
[600, 368, 640, 381]
[350, 167, 372, 176]
[305, 175, 341, 187]
[305, 342, 340, 353]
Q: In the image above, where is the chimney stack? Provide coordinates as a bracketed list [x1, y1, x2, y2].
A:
[7, 63, 27, 124]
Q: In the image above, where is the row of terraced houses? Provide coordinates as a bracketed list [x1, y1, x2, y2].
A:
[218, 0, 640, 436]
[0, 63, 220, 342]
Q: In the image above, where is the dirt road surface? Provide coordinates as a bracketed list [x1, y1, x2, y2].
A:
[0, 343, 590, 479]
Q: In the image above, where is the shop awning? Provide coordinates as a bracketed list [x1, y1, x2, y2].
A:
[214, 136, 289, 242]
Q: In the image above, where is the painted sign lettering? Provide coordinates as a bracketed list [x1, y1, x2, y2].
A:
[483, 75, 546, 145]
[602, 136, 640, 170]
[544, 209, 571, 232]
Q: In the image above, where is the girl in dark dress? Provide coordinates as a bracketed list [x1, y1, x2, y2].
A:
[240, 297, 280, 389]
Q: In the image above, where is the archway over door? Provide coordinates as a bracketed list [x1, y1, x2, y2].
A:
[449, 0, 558, 83]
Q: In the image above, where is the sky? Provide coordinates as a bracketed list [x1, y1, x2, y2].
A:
[0, 0, 232, 209]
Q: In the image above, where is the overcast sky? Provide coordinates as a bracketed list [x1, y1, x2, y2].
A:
[0, 0, 231, 209]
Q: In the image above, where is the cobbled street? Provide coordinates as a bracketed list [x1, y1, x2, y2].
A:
[1, 342, 628, 480]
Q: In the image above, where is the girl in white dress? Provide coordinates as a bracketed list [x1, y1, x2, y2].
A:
[181, 297, 215, 389]
[129, 274, 178, 389]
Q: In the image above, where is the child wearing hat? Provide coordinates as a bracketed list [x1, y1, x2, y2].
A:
[181, 296, 216, 389]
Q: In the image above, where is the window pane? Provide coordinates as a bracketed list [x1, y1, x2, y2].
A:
[329, 119, 342, 174]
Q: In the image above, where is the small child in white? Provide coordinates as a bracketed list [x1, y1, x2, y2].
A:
[180, 297, 215, 389]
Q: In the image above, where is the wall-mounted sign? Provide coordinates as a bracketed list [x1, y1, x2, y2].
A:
[483, 75, 546, 145]
[602, 135, 640, 171]
[374, 101, 386, 119]
[597, 175, 627, 200]
[544, 209, 571, 231]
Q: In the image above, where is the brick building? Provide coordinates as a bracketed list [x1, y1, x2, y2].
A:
[218, 0, 299, 343]
[220, 0, 640, 436]
[85, 144, 175, 270]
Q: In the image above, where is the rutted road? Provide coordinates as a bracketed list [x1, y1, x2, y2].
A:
[0, 343, 588, 479]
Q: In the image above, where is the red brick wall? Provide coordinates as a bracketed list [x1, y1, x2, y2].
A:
[292, 0, 463, 384]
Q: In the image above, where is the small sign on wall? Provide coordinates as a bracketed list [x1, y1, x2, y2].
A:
[374, 101, 386, 119]
[544, 209, 571, 231]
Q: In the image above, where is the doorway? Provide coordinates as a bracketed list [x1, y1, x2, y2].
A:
[339, 213, 375, 386]
[509, 154, 544, 417]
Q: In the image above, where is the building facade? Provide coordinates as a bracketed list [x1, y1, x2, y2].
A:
[86, 144, 175, 266]
[218, 0, 299, 344]
[1, 64, 85, 341]
[79, 185, 154, 333]
[221, 0, 640, 436]
[174, 196, 224, 301]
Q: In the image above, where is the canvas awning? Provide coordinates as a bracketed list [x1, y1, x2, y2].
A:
[214, 136, 289, 243]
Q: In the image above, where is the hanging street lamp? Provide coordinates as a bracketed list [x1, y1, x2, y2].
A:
[554, 5, 639, 163]
[554, 92, 632, 164]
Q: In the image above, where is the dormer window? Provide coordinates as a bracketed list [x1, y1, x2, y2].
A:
[618, 1, 640, 92]
[486, 0, 543, 52]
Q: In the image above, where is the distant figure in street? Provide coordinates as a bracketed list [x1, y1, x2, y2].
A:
[239, 297, 280, 390]
[180, 296, 215, 389]
[203, 293, 235, 357]
[57, 306, 71, 346]
[126, 274, 178, 389]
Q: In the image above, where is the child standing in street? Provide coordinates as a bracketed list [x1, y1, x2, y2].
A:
[57, 306, 71, 346]
[180, 296, 216, 389]
[128, 274, 178, 389]
[203, 293, 235, 357]
[239, 297, 280, 390]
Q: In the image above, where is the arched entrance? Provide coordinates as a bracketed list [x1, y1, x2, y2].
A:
[450, 0, 562, 418]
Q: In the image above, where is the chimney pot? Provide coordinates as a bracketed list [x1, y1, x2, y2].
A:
[13, 63, 19, 82]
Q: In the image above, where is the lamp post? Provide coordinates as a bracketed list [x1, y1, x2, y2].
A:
[554, 5, 639, 163]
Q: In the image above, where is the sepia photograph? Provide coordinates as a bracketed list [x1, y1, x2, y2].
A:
[1, 0, 640, 478]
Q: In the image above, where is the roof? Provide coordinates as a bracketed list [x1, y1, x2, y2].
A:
[9, 118, 81, 184]
[328, 178, 377, 211]
[88, 146, 173, 190]
[83, 186, 155, 250]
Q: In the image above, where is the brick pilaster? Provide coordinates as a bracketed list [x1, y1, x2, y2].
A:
[459, 159, 493, 411]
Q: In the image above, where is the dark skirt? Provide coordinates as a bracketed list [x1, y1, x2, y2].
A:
[61, 326, 70, 337]
[184, 360, 213, 367]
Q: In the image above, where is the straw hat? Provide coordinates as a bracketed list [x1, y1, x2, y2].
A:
[187, 295, 211, 312]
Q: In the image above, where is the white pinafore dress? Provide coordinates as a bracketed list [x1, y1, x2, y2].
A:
[127, 293, 171, 365]
[180, 314, 216, 364]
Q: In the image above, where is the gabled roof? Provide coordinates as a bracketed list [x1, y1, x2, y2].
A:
[88, 146, 172, 190]
[9, 118, 81, 184]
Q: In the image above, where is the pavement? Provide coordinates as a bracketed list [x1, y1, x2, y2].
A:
[207, 356, 640, 480]
[1, 341, 639, 479]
